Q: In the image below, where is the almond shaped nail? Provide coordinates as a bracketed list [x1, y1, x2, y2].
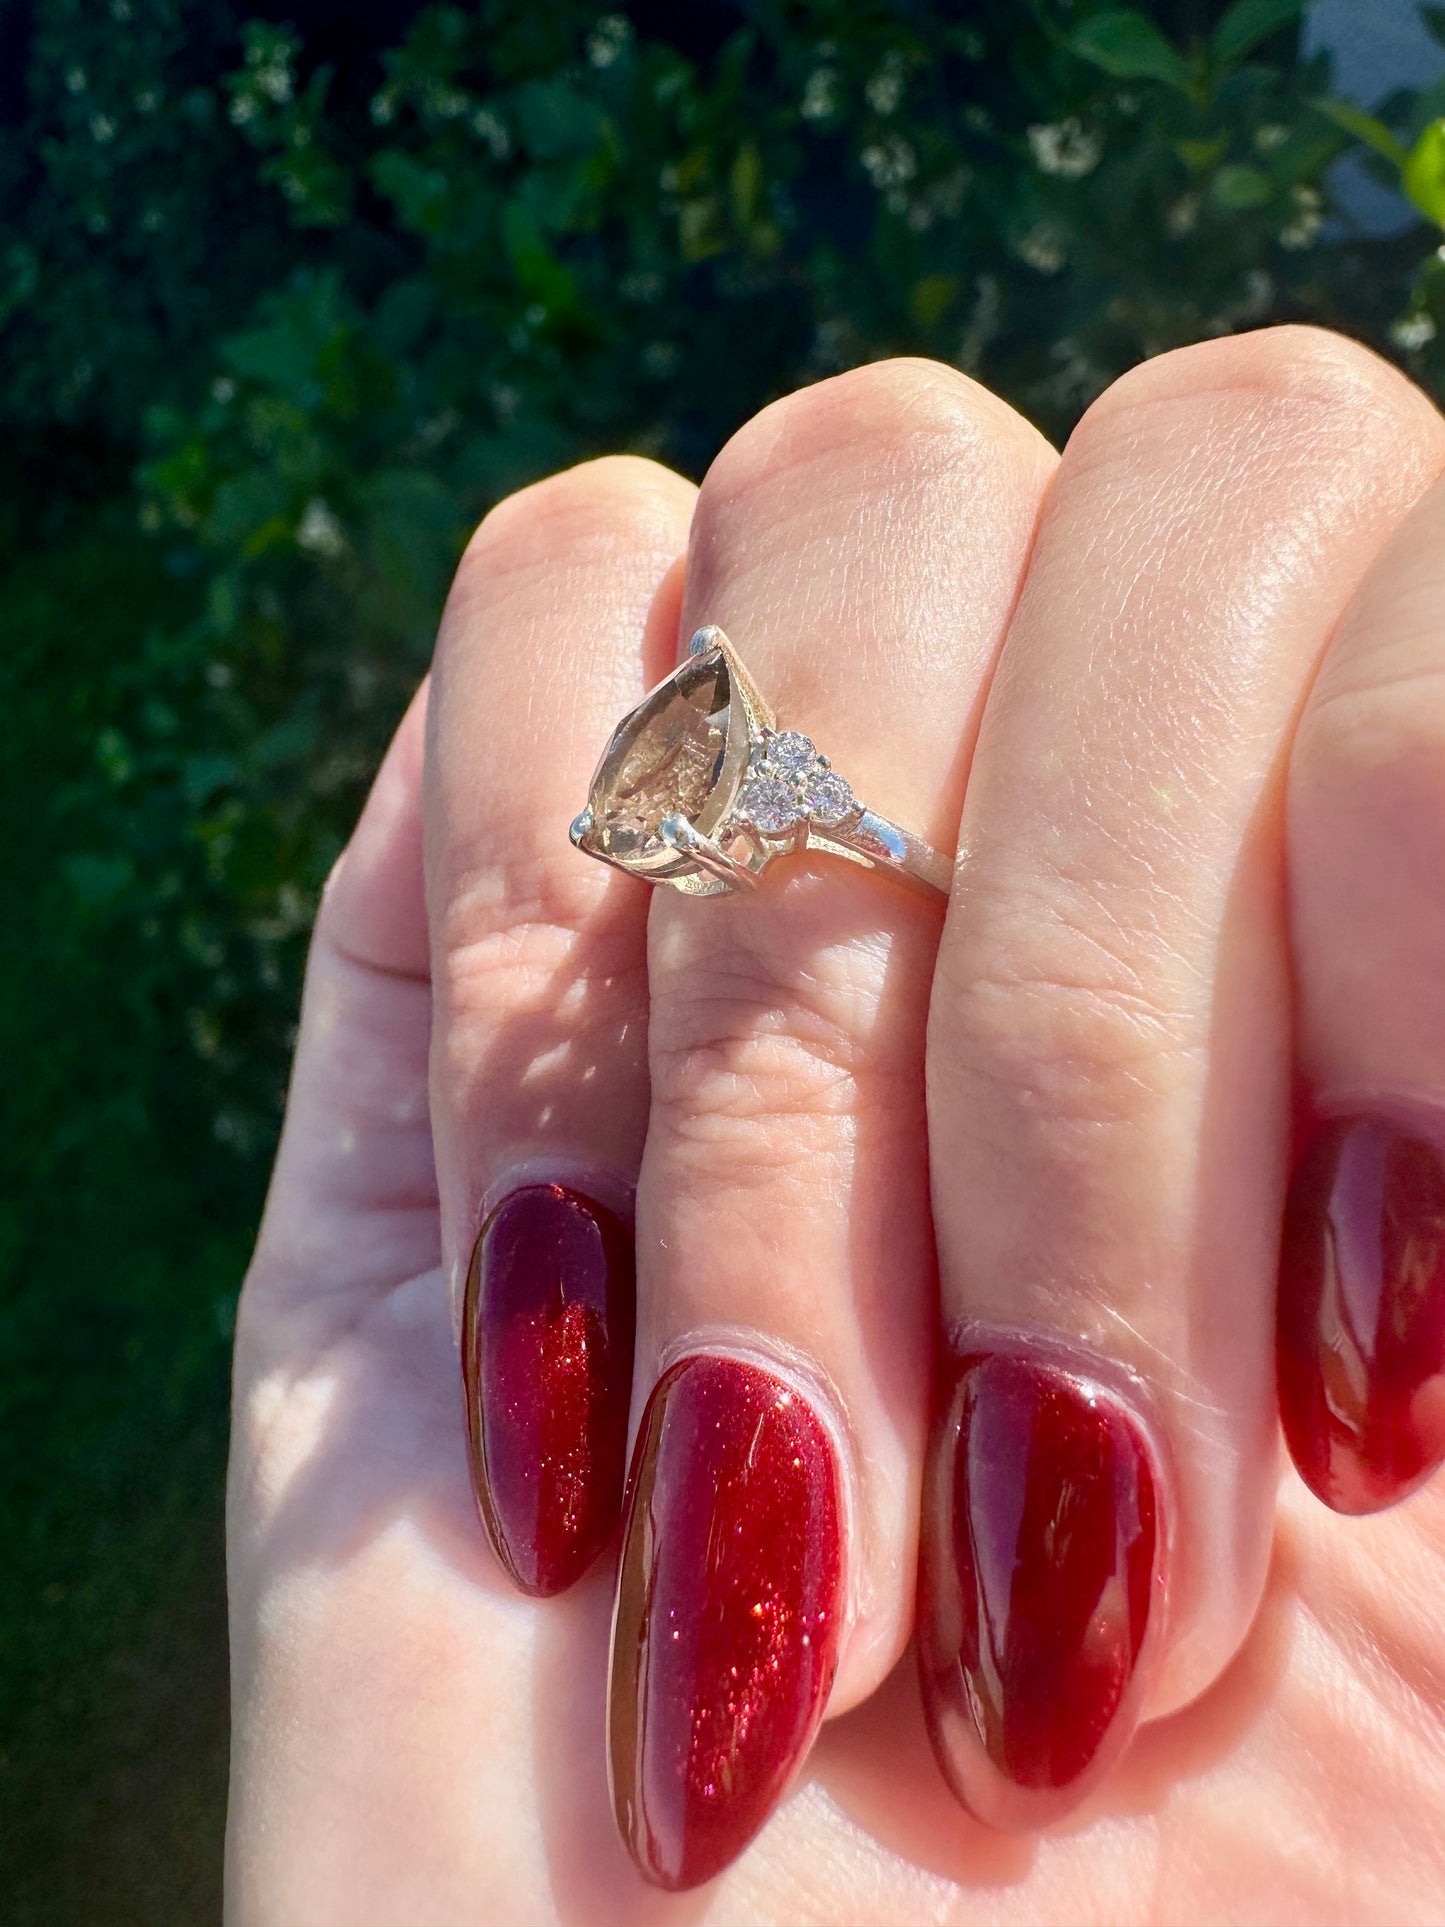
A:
[461, 1183, 634, 1596]
[919, 1348, 1162, 1831]
[608, 1355, 844, 1890]
[1278, 1116, 1445, 1515]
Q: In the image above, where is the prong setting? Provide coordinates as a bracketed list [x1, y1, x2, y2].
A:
[659, 813, 759, 892]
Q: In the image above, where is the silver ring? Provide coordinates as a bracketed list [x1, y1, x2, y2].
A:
[569, 627, 951, 901]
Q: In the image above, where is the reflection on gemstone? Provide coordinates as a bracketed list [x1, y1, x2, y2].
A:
[766, 731, 816, 777]
[801, 768, 854, 826]
[589, 654, 737, 859]
[736, 773, 800, 835]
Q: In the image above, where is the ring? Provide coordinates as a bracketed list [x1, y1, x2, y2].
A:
[569, 626, 952, 900]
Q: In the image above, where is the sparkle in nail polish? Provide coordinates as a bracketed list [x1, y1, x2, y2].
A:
[609, 1356, 843, 1890]
[462, 1184, 634, 1596]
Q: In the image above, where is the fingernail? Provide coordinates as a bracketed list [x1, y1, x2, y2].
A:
[461, 1183, 635, 1596]
[1278, 1115, 1445, 1515]
[919, 1347, 1163, 1831]
[608, 1354, 844, 1890]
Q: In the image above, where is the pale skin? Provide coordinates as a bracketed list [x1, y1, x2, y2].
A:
[228, 327, 1445, 1924]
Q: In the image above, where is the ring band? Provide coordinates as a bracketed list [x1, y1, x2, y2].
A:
[569, 626, 952, 901]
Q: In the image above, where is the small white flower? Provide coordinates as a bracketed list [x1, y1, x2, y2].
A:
[1017, 225, 1066, 274]
[470, 107, 509, 158]
[296, 499, 346, 559]
[1391, 312, 1438, 352]
[587, 15, 631, 68]
[861, 135, 917, 190]
[866, 51, 909, 117]
[1279, 185, 1323, 251]
[1027, 118, 1103, 180]
[1166, 192, 1201, 237]
[801, 67, 840, 122]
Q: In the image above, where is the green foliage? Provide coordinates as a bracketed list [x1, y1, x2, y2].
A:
[3, 0, 1439, 1166]
[2, 4, 1445, 1909]
[1404, 117, 1445, 224]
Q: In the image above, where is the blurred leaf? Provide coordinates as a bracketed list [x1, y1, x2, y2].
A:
[1068, 11, 1194, 91]
[1315, 98, 1409, 167]
[0, 243, 39, 327]
[500, 198, 581, 310]
[730, 140, 763, 228]
[510, 79, 605, 159]
[908, 273, 958, 329]
[1175, 136, 1228, 172]
[63, 853, 136, 905]
[370, 149, 451, 235]
[1213, 162, 1273, 208]
[1212, 0, 1304, 68]
[1404, 119, 1445, 226]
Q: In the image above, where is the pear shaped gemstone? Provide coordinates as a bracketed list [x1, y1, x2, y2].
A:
[588, 652, 742, 861]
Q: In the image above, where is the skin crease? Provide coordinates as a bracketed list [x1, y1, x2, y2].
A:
[229, 332, 1445, 1924]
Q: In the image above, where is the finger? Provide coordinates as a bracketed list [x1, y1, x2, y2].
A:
[922, 327, 1445, 1828]
[602, 361, 1057, 1888]
[241, 678, 436, 1357]
[424, 457, 694, 1595]
[1280, 471, 1445, 1514]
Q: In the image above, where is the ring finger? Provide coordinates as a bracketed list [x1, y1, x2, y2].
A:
[597, 359, 1057, 1889]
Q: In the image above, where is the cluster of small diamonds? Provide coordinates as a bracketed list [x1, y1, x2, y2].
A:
[733, 731, 856, 836]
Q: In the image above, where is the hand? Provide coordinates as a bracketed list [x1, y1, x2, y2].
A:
[226, 327, 1445, 1924]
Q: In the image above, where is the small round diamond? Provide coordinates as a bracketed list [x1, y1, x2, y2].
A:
[802, 769, 854, 827]
[736, 774, 801, 835]
[765, 731, 816, 776]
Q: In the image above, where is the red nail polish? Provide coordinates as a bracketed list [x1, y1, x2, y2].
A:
[461, 1183, 634, 1596]
[919, 1349, 1162, 1831]
[608, 1355, 844, 1891]
[1278, 1116, 1445, 1515]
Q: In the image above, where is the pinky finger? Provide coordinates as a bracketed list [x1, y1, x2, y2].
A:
[1282, 464, 1445, 1514]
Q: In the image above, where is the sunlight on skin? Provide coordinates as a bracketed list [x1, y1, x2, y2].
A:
[227, 343, 1445, 1924]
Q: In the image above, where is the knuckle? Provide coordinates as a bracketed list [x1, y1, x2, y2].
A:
[647, 937, 911, 1165]
[1079, 324, 1442, 463]
[444, 454, 690, 636]
[1298, 668, 1445, 816]
[438, 868, 645, 1035]
[702, 356, 1046, 513]
[933, 887, 1200, 1136]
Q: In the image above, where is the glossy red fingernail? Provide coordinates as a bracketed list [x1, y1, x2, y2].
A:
[608, 1355, 844, 1891]
[461, 1183, 634, 1596]
[1278, 1116, 1445, 1515]
[919, 1349, 1162, 1831]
